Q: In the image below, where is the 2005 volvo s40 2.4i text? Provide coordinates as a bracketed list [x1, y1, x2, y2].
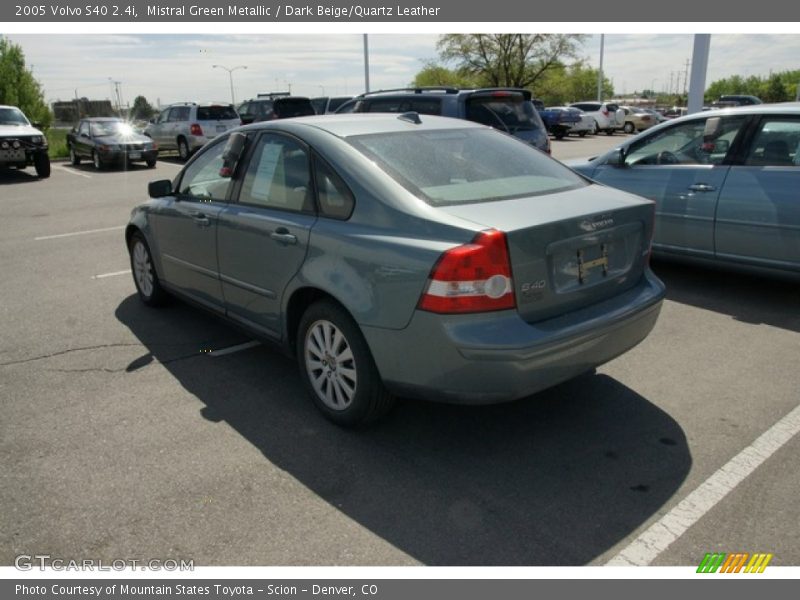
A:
[126, 113, 665, 426]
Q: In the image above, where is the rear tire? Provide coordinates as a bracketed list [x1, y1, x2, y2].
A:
[34, 153, 50, 178]
[297, 300, 395, 427]
[146, 159, 157, 168]
[128, 232, 167, 307]
[177, 137, 190, 161]
[578, 131, 588, 137]
[623, 122, 635, 134]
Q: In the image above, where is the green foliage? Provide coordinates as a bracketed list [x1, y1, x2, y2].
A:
[0, 37, 52, 128]
[705, 69, 800, 103]
[46, 128, 69, 159]
[534, 62, 614, 105]
[411, 63, 480, 88]
[130, 95, 156, 121]
[436, 34, 587, 89]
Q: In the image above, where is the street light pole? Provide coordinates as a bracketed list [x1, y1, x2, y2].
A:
[213, 64, 247, 104]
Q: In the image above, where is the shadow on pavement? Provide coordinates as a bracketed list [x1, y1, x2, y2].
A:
[652, 259, 800, 333]
[116, 294, 691, 565]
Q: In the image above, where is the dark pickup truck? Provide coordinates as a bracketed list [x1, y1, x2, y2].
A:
[533, 100, 582, 139]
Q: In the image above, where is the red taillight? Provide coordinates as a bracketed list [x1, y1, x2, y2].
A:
[602, 109, 609, 117]
[190, 123, 203, 136]
[418, 229, 516, 314]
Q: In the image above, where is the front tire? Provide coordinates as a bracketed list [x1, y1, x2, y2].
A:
[128, 232, 167, 306]
[297, 300, 394, 427]
[34, 152, 50, 178]
[69, 146, 80, 166]
[92, 151, 103, 170]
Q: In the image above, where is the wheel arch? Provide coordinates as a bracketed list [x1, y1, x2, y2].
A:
[284, 287, 352, 356]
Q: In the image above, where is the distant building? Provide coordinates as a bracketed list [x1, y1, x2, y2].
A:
[52, 98, 115, 125]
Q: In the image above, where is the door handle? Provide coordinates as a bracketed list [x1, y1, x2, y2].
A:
[688, 183, 716, 192]
[190, 212, 211, 227]
[270, 227, 298, 245]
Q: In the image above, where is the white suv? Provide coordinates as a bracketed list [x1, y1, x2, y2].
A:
[144, 102, 240, 160]
[569, 101, 625, 135]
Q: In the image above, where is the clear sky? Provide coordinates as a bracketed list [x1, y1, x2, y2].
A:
[6, 33, 800, 107]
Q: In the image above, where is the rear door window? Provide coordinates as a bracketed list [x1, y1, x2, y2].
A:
[197, 105, 238, 121]
[169, 107, 190, 122]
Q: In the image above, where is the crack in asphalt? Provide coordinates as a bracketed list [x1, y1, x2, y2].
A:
[0, 340, 230, 369]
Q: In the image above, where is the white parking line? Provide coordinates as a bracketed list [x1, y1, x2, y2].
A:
[209, 341, 261, 357]
[35, 225, 125, 241]
[56, 165, 92, 179]
[92, 270, 131, 280]
[606, 402, 800, 566]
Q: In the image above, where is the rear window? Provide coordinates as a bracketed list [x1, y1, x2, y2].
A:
[274, 98, 315, 118]
[347, 128, 585, 206]
[573, 103, 600, 112]
[361, 97, 443, 115]
[465, 95, 542, 134]
[605, 103, 620, 111]
[327, 97, 352, 112]
[196, 105, 238, 121]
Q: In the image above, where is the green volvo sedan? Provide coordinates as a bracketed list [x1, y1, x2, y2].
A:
[127, 113, 665, 426]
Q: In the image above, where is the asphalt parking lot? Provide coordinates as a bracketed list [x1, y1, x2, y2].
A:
[1, 135, 799, 567]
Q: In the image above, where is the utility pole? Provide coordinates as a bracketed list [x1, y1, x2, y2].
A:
[683, 58, 691, 96]
[213, 64, 247, 104]
[687, 35, 711, 114]
[363, 34, 371, 93]
[597, 34, 605, 101]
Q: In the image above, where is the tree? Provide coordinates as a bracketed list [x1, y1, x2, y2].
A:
[0, 37, 51, 127]
[436, 34, 587, 89]
[411, 63, 480, 89]
[531, 62, 613, 105]
[130, 95, 156, 120]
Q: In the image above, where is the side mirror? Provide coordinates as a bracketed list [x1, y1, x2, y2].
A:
[219, 132, 247, 177]
[605, 148, 626, 167]
[240, 114, 255, 125]
[32, 121, 43, 129]
[148, 179, 173, 198]
[80, 132, 89, 139]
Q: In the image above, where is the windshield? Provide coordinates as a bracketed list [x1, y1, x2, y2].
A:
[348, 128, 585, 206]
[0, 107, 30, 126]
[90, 121, 135, 136]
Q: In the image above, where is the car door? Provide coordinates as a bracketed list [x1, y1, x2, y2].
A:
[150, 138, 231, 310]
[590, 114, 748, 257]
[75, 120, 92, 158]
[150, 108, 171, 148]
[216, 132, 318, 338]
[715, 114, 800, 271]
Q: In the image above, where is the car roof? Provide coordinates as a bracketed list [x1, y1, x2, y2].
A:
[240, 113, 485, 138]
[83, 117, 123, 122]
[674, 102, 800, 119]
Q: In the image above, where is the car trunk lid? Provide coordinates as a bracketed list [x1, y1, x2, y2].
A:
[438, 184, 654, 323]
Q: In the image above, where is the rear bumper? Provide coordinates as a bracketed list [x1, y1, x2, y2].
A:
[363, 270, 665, 404]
